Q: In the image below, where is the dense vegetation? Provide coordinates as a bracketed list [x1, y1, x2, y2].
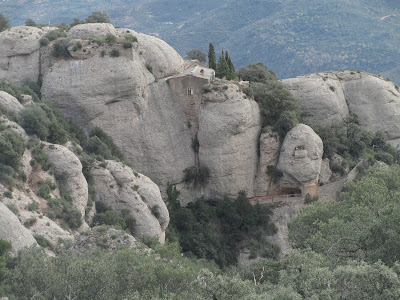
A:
[238, 63, 301, 138]
[166, 186, 278, 268]
[2, 1, 400, 83]
[312, 114, 400, 174]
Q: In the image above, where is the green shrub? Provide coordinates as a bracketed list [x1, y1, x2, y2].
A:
[122, 41, 132, 49]
[266, 165, 283, 183]
[19, 105, 51, 140]
[51, 39, 70, 58]
[31, 146, 52, 171]
[151, 205, 160, 219]
[3, 190, 12, 199]
[110, 48, 120, 57]
[33, 234, 53, 250]
[37, 183, 51, 199]
[0, 129, 25, 169]
[124, 34, 137, 43]
[6, 204, 18, 215]
[191, 135, 200, 153]
[202, 84, 211, 93]
[27, 201, 39, 212]
[87, 127, 124, 161]
[39, 37, 50, 46]
[100, 50, 105, 57]
[105, 33, 117, 45]
[146, 63, 153, 73]
[183, 166, 210, 187]
[93, 210, 127, 229]
[24, 217, 37, 228]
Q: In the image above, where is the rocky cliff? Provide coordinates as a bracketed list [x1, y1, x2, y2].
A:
[283, 71, 400, 146]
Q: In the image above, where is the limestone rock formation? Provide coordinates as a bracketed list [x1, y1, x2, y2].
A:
[40, 24, 192, 201]
[198, 83, 261, 198]
[42, 143, 89, 228]
[0, 91, 23, 114]
[277, 124, 323, 189]
[319, 158, 332, 184]
[67, 23, 117, 38]
[254, 130, 281, 195]
[0, 26, 43, 85]
[282, 72, 349, 127]
[283, 71, 400, 146]
[337, 71, 400, 145]
[0, 201, 37, 255]
[91, 160, 169, 243]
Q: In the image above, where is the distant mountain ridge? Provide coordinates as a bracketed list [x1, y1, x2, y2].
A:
[1, 0, 400, 83]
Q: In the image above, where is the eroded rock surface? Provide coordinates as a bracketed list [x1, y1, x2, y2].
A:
[277, 124, 323, 185]
[0, 91, 23, 114]
[198, 83, 261, 198]
[91, 160, 169, 243]
[283, 71, 400, 145]
[254, 130, 281, 195]
[0, 201, 36, 255]
[43, 143, 88, 228]
[0, 26, 43, 85]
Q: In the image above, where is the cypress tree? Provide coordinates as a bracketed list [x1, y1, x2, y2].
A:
[225, 50, 235, 80]
[208, 43, 217, 70]
[216, 50, 230, 79]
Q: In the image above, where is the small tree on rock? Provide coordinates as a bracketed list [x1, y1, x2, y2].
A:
[0, 14, 10, 32]
[186, 49, 207, 64]
[208, 43, 217, 70]
[85, 11, 110, 23]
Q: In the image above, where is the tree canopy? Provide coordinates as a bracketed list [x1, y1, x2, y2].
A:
[0, 14, 10, 32]
[186, 48, 206, 64]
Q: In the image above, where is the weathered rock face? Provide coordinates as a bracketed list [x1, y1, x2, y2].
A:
[198, 83, 261, 199]
[254, 130, 281, 195]
[283, 71, 400, 145]
[41, 24, 192, 201]
[282, 72, 349, 127]
[91, 160, 169, 243]
[42, 143, 89, 228]
[67, 23, 118, 38]
[0, 201, 37, 255]
[0, 26, 43, 85]
[337, 71, 400, 145]
[319, 158, 332, 184]
[277, 124, 323, 185]
[0, 91, 23, 114]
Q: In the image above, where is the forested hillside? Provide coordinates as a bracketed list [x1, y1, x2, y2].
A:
[1, 0, 400, 82]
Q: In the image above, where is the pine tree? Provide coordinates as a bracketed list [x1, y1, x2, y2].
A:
[216, 50, 230, 79]
[208, 43, 217, 70]
[225, 50, 235, 80]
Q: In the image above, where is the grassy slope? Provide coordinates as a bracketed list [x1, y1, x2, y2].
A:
[1, 0, 400, 82]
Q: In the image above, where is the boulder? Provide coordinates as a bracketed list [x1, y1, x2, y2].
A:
[0, 26, 43, 85]
[0, 91, 23, 114]
[319, 158, 332, 184]
[91, 160, 169, 243]
[337, 71, 400, 145]
[198, 83, 261, 199]
[0, 201, 36, 255]
[42, 143, 88, 228]
[254, 130, 281, 195]
[67, 23, 117, 38]
[277, 124, 323, 184]
[282, 72, 349, 127]
[116, 28, 185, 79]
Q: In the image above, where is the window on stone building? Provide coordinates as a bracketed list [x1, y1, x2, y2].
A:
[188, 88, 194, 95]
